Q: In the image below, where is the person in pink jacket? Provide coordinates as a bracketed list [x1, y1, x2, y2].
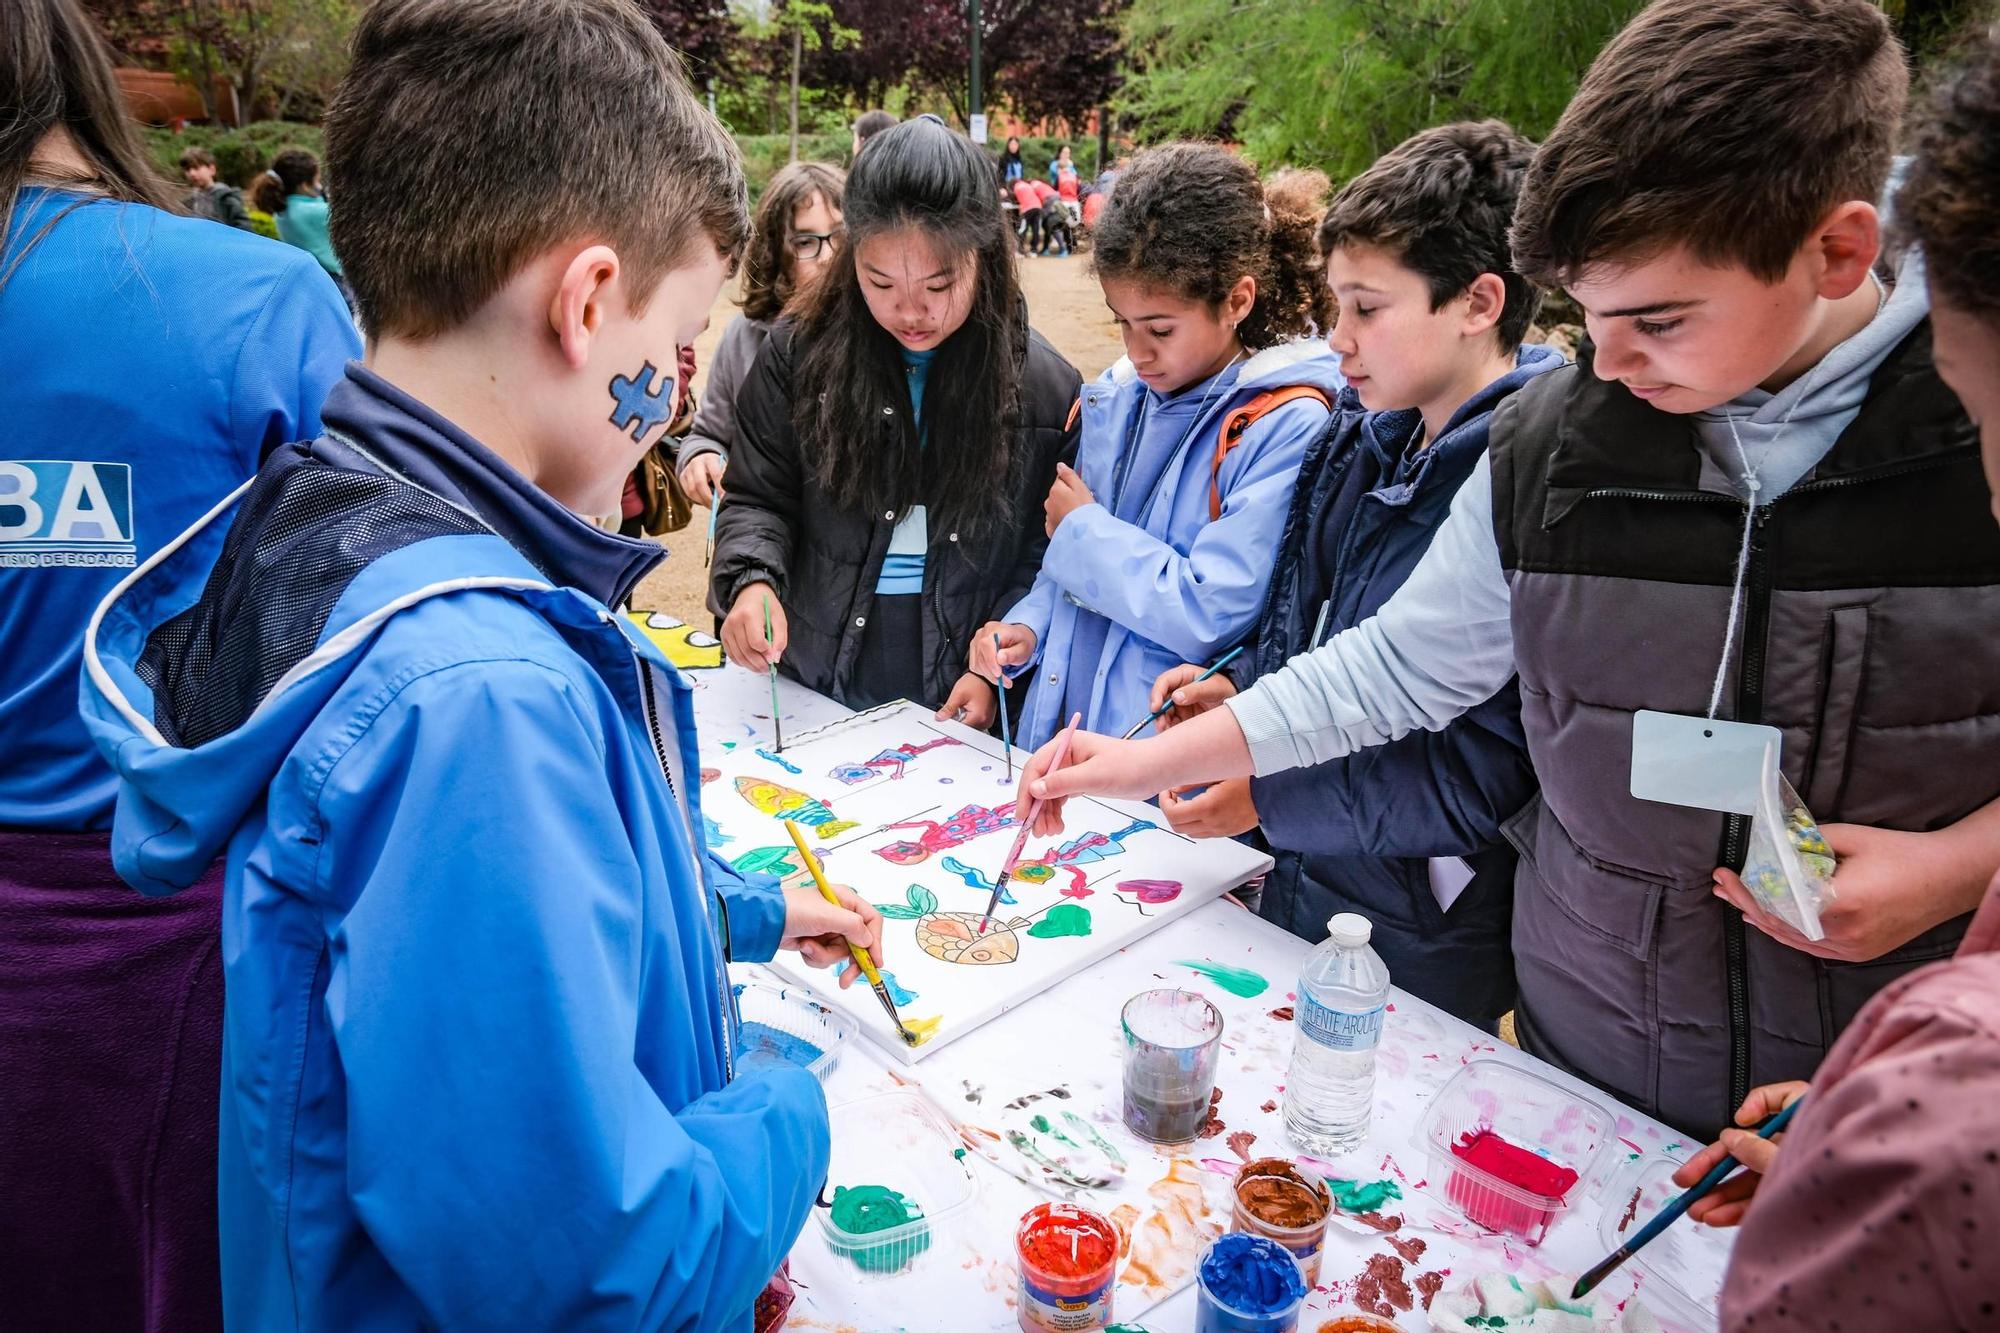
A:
[1689, 32, 2000, 1330]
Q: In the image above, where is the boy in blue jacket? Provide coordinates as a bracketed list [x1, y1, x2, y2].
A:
[1151, 123, 1560, 1030]
[78, 2, 878, 1328]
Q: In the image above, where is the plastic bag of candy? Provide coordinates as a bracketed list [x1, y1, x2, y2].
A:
[1739, 741, 1836, 939]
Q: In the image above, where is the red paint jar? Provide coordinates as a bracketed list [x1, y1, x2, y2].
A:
[1017, 1202, 1119, 1331]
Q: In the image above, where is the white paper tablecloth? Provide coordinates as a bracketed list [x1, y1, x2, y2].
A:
[688, 666, 1732, 1333]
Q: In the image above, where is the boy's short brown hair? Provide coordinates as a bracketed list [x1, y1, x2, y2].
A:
[1511, 0, 1907, 288]
[325, 0, 747, 339]
[1896, 27, 2000, 323]
[177, 146, 217, 172]
[1320, 120, 1542, 351]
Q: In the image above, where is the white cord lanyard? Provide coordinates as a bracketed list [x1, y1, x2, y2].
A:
[1705, 363, 1823, 719]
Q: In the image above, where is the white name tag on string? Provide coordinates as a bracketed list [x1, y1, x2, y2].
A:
[1629, 710, 1782, 816]
[1628, 387, 1817, 818]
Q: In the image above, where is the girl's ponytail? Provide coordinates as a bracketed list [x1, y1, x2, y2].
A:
[1240, 168, 1333, 348]
[1092, 143, 1332, 350]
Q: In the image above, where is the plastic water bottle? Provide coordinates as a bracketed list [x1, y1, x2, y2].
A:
[1284, 912, 1391, 1155]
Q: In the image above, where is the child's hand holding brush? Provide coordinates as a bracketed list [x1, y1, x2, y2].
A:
[1673, 1080, 1809, 1227]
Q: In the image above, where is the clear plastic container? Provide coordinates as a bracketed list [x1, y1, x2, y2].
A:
[1419, 1059, 1612, 1244]
[817, 1090, 980, 1278]
[1597, 1154, 1729, 1330]
[734, 980, 846, 1085]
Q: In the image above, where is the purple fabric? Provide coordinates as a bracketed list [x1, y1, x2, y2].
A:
[0, 829, 223, 1333]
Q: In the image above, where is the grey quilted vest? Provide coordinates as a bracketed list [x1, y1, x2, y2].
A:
[1489, 324, 2000, 1136]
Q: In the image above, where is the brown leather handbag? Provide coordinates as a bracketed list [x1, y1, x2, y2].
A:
[629, 377, 700, 535]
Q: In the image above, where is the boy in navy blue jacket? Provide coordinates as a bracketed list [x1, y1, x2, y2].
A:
[1153, 122, 1560, 1030]
[80, 2, 881, 1329]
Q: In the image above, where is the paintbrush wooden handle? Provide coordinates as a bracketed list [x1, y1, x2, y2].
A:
[1574, 1097, 1804, 1298]
[783, 819, 884, 986]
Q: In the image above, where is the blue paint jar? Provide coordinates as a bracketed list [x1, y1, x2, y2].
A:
[1194, 1233, 1309, 1333]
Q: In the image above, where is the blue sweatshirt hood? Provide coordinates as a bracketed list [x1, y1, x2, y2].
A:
[80, 367, 670, 894]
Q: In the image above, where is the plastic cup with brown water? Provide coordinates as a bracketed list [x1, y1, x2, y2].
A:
[1121, 988, 1224, 1148]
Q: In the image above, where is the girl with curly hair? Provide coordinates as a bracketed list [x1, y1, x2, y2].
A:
[973, 141, 1342, 748]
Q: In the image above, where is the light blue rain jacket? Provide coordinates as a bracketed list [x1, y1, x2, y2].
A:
[1007, 339, 1342, 747]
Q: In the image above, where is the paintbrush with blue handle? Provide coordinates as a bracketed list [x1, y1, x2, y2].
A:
[1120, 645, 1245, 740]
[994, 632, 1014, 783]
[1573, 1096, 1805, 1299]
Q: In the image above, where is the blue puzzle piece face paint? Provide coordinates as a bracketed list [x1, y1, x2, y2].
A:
[608, 360, 677, 443]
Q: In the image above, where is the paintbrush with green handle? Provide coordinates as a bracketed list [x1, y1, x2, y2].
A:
[763, 591, 783, 752]
[1572, 1096, 1805, 1299]
[784, 819, 916, 1046]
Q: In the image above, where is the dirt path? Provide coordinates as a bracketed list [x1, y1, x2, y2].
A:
[629, 253, 1123, 625]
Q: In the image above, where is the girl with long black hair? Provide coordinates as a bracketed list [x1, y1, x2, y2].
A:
[711, 115, 1080, 721]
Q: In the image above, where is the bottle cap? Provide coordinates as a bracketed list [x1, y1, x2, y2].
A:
[1327, 912, 1372, 947]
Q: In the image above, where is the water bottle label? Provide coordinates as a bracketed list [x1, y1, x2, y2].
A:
[1298, 992, 1384, 1052]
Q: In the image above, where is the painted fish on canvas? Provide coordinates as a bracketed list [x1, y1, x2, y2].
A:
[733, 775, 859, 839]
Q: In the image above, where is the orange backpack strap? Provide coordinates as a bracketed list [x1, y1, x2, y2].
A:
[1064, 396, 1083, 434]
[1210, 386, 1332, 520]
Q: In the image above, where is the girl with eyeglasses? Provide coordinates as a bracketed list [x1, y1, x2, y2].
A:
[677, 161, 846, 505]
[711, 115, 1082, 722]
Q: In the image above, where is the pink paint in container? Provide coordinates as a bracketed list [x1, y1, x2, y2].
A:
[1419, 1059, 1611, 1244]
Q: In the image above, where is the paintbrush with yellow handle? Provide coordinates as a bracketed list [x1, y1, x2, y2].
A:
[783, 819, 917, 1046]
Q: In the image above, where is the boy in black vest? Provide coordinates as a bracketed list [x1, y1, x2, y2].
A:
[1019, 0, 2000, 1138]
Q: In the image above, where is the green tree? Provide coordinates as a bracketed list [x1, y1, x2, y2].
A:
[731, 0, 858, 160]
[1118, 0, 1645, 176]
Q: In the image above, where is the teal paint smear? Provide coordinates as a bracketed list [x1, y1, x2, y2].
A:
[1026, 903, 1092, 939]
[1029, 1113, 1083, 1149]
[729, 845, 799, 877]
[1325, 1177, 1404, 1212]
[1174, 959, 1270, 997]
[1005, 1129, 1112, 1190]
[827, 1184, 928, 1273]
[1066, 1111, 1127, 1168]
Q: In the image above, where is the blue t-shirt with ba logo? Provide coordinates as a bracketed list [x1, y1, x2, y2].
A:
[0, 188, 359, 830]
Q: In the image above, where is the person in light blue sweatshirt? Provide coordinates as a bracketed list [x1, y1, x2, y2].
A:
[973, 142, 1341, 749]
[0, 4, 358, 1327]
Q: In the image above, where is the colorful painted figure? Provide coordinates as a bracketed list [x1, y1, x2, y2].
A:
[873, 885, 1091, 965]
[876, 885, 1026, 965]
[828, 736, 960, 786]
[734, 775, 858, 839]
[872, 803, 1016, 865]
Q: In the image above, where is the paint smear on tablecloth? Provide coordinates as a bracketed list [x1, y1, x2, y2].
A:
[1174, 960, 1270, 998]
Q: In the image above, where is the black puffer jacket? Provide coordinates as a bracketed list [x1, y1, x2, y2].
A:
[710, 319, 1080, 710]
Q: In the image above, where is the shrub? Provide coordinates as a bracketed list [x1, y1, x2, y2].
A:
[144, 121, 328, 190]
